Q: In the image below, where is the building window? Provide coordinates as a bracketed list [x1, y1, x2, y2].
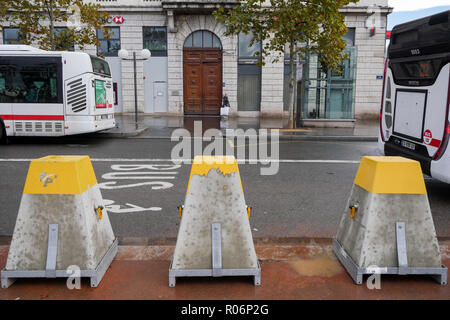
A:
[238, 31, 261, 111]
[3, 27, 24, 44]
[302, 48, 356, 120]
[97, 27, 121, 56]
[343, 28, 355, 47]
[3, 27, 75, 50]
[184, 30, 222, 49]
[238, 65, 261, 112]
[143, 27, 167, 57]
[238, 31, 261, 60]
[54, 27, 75, 51]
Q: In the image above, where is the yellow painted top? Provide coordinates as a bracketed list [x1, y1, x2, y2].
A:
[186, 156, 243, 194]
[354, 156, 427, 194]
[23, 155, 98, 195]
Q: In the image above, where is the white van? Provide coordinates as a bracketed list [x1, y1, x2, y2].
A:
[379, 10, 450, 183]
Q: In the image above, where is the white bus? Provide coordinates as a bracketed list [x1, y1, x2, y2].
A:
[0, 45, 115, 143]
[379, 10, 450, 183]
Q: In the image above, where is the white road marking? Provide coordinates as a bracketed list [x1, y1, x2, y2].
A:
[103, 199, 161, 213]
[99, 164, 180, 213]
[99, 181, 174, 190]
[110, 164, 181, 171]
[0, 158, 359, 215]
[0, 158, 360, 164]
[102, 172, 177, 179]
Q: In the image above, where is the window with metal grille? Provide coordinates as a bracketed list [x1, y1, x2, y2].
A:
[238, 31, 261, 111]
[54, 27, 75, 51]
[143, 27, 167, 57]
[97, 27, 121, 57]
[184, 30, 222, 49]
[3, 28, 25, 44]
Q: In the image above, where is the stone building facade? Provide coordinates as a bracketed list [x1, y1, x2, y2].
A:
[0, 0, 392, 123]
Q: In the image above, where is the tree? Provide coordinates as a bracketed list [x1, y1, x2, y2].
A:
[0, 0, 110, 52]
[0, 2, 9, 19]
[214, 0, 356, 128]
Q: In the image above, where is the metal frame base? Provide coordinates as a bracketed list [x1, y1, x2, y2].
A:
[169, 261, 261, 287]
[333, 238, 448, 285]
[169, 222, 261, 287]
[1, 238, 118, 289]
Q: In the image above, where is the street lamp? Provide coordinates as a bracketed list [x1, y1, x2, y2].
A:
[118, 48, 151, 129]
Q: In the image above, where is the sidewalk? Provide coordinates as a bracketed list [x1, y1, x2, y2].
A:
[1, 239, 448, 300]
[96, 114, 379, 141]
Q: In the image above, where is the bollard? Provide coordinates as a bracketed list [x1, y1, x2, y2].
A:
[169, 156, 260, 287]
[333, 156, 447, 285]
[1, 156, 117, 288]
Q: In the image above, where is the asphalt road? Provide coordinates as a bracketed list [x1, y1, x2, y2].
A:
[0, 135, 449, 241]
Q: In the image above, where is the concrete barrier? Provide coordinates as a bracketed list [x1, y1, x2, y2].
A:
[1, 156, 117, 288]
[169, 155, 260, 286]
[333, 156, 447, 285]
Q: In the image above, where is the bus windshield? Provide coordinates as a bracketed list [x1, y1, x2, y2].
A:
[390, 57, 446, 86]
[90, 56, 111, 76]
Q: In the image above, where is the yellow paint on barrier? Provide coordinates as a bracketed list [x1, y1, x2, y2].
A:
[23, 155, 98, 195]
[354, 156, 427, 194]
[186, 156, 243, 194]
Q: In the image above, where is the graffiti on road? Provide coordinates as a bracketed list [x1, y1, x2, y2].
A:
[99, 163, 181, 214]
[102, 199, 161, 214]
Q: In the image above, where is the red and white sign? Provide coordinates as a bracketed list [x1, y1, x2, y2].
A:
[113, 16, 125, 24]
[424, 129, 441, 147]
[424, 129, 432, 145]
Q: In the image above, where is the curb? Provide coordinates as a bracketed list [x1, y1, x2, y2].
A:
[83, 124, 378, 141]
[277, 135, 378, 142]
[91, 126, 149, 138]
[90, 239, 450, 261]
[128, 134, 379, 142]
[2, 238, 448, 262]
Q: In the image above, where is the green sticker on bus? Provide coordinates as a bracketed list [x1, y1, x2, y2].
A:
[95, 79, 107, 108]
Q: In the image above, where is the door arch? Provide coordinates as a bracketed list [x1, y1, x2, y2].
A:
[183, 30, 223, 115]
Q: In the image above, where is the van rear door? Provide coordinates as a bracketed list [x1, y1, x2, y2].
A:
[393, 90, 427, 141]
[388, 56, 449, 158]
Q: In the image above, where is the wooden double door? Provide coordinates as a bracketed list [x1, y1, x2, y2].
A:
[183, 49, 222, 115]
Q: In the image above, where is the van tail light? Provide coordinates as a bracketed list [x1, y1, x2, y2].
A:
[433, 70, 450, 161]
[433, 122, 450, 160]
[379, 59, 388, 142]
